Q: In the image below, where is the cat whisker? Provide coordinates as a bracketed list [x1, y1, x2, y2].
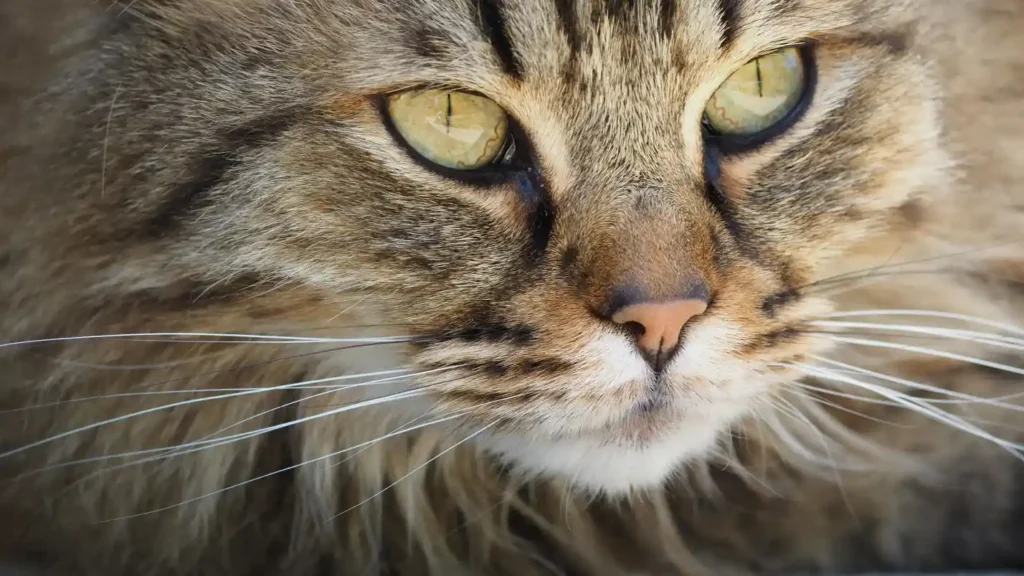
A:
[26, 370, 472, 483]
[768, 394, 861, 514]
[756, 397, 846, 471]
[0, 332, 418, 349]
[791, 376, 1020, 411]
[0, 368, 419, 460]
[788, 381, 905, 407]
[327, 393, 522, 470]
[213, 322, 431, 334]
[785, 363, 1024, 460]
[808, 355, 1024, 411]
[41, 388, 432, 493]
[781, 387, 908, 426]
[792, 242, 1019, 295]
[0, 375, 425, 414]
[327, 411, 439, 471]
[21, 350, 237, 372]
[324, 421, 499, 524]
[760, 375, 922, 468]
[326, 290, 377, 324]
[815, 334, 1024, 379]
[817, 309, 1024, 337]
[87, 340, 424, 392]
[55, 338, 414, 345]
[99, 85, 120, 199]
[160, 366, 458, 461]
[95, 412, 468, 523]
[807, 320, 1024, 351]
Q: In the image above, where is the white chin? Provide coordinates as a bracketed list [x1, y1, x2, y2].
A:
[480, 405, 749, 494]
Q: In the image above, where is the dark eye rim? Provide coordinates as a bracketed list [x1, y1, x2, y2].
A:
[702, 43, 818, 156]
[373, 90, 530, 187]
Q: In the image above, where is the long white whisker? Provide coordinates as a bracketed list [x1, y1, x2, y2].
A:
[32, 369, 467, 483]
[43, 389, 430, 492]
[803, 243, 1019, 291]
[757, 399, 839, 468]
[808, 320, 1024, 351]
[26, 352, 234, 372]
[819, 335, 1024, 379]
[787, 380, 905, 407]
[0, 333, 415, 349]
[327, 412, 437, 471]
[328, 393, 524, 470]
[773, 394, 860, 515]
[99, 85, 120, 199]
[324, 421, 498, 524]
[0, 368, 413, 460]
[158, 366, 457, 461]
[782, 387, 907, 426]
[789, 378, 1018, 414]
[759, 386, 905, 470]
[809, 355, 1024, 412]
[820, 310, 1024, 337]
[96, 412, 465, 523]
[2, 371, 428, 414]
[789, 363, 1024, 459]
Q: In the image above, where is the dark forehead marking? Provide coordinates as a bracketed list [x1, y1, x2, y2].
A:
[554, 0, 583, 56]
[658, 0, 678, 38]
[406, 26, 447, 60]
[717, 0, 742, 50]
[841, 29, 912, 56]
[602, 0, 633, 21]
[600, 0, 675, 31]
[475, 0, 524, 79]
[553, 0, 583, 83]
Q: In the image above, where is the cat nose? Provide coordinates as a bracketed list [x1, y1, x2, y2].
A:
[609, 289, 709, 371]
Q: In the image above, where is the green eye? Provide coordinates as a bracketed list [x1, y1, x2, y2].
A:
[704, 47, 807, 137]
[386, 89, 510, 170]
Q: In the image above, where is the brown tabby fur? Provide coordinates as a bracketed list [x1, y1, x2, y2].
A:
[1, 0, 1023, 574]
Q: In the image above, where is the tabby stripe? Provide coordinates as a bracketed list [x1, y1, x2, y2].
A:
[658, 0, 678, 38]
[840, 30, 911, 56]
[716, 0, 742, 50]
[703, 147, 759, 261]
[602, 0, 631, 21]
[145, 111, 300, 237]
[553, 0, 582, 59]
[249, 383, 300, 569]
[476, 0, 524, 79]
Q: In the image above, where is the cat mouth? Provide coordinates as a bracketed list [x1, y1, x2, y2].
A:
[630, 387, 670, 415]
[600, 394, 679, 443]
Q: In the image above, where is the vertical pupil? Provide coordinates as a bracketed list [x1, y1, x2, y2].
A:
[445, 93, 452, 133]
[755, 58, 763, 97]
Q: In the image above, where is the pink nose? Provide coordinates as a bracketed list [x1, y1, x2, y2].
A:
[611, 299, 708, 359]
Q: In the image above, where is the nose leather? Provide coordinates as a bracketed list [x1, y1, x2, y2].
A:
[611, 299, 708, 357]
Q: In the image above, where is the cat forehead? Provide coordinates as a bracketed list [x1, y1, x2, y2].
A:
[328, 0, 905, 92]
[379, 0, 888, 37]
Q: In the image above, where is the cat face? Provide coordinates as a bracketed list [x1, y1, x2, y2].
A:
[32, 0, 947, 493]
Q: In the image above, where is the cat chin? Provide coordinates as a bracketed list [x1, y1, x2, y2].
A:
[479, 401, 751, 495]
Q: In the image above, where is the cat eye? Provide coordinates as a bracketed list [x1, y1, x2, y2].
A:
[385, 89, 511, 171]
[703, 46, 810, 150]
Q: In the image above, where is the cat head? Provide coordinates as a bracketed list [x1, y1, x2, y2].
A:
[9, 0, 949, 493]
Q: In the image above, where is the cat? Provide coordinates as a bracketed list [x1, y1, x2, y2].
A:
[1, 0, 1023, 574]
